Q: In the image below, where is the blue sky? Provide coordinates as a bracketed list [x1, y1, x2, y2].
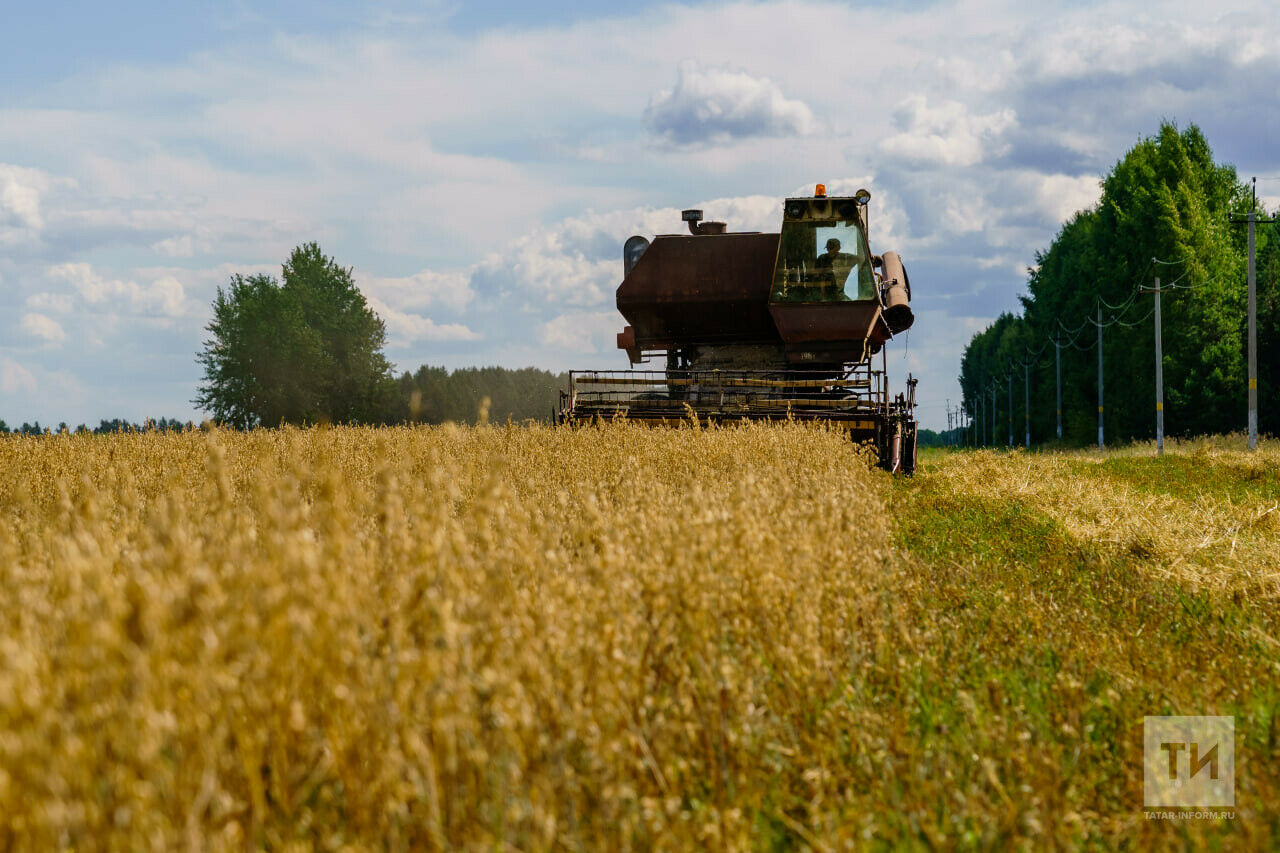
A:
[3, 0, 1279, 430]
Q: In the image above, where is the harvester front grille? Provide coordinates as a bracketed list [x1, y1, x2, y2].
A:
[560, 367, 893, 425]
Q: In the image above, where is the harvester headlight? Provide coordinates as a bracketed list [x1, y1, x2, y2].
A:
[623, 235, 650, 277]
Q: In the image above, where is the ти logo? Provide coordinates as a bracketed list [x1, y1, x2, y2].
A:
[1159, 741, 1219, 781]
[1144, 716, 1235, 809]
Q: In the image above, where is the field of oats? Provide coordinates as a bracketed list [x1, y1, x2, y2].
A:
[0, 424, 1277, 850]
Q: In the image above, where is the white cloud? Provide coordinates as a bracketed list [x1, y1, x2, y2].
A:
[1, 358, 37, 394]
[0, 164, 47, 229]
[1034, 174, 1102, 224]
[21, 313, 66, 345]
[472, 230, 620, 308]
[879, 96, 1017, 167]
[46, 263, 191, 317]
[0, 163, 60, 248]
[365, 295, 479, 343]
[539, 311, 622, 354]
[361, 269, 473, 313]
[151, 234, 202, 258]
[644, 60, 817, 146]
[26, 292, 74, 313]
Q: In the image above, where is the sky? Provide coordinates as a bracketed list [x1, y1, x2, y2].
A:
[3, 0, 1280, 431]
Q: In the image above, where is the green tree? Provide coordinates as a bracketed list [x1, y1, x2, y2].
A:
[961, 122, 1254, 444]
[196, 243, 396, 427]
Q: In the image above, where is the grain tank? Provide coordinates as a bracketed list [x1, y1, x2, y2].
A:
[561, 186, 919, 472]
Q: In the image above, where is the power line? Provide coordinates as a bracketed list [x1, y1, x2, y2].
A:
[1058, 316, 1090, 337]
[959, 237, 1258, 447]
[1112, 305, 1156, 328]
[1098, 286, 1139, 313]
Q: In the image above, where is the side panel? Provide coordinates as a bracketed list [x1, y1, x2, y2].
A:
[768, 302, 892, 364]
[616, 233, 781, 348]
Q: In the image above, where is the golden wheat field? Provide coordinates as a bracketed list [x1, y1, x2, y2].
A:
[0, 424, 1277, 850]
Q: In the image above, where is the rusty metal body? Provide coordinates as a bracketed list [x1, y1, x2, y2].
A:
[562, 190, 919, 473]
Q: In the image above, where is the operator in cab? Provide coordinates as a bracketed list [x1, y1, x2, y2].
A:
[815, 237, 855, 270]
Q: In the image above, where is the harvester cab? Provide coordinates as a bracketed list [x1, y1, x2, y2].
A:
[561, 185, 919, 473]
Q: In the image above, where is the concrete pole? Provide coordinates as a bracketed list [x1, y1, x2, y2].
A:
[1248, 208, 1258, 451]
[1154, 277, 1164, 456]
[1055, 336, 1062, 440]
[991, 384, 996, 447]
[1024, 356, 1031, 448]
[1007, 373, 1013, 447]
[1097, 305, 1104, 450]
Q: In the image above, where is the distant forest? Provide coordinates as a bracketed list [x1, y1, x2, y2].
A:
[961, 122, 1279, 445]
[1, 366, 568, 434]
[391, 365, 568, 425]
[0, 418, 196, 436]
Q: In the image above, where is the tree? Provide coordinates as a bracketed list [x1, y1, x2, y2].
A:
[960, 122, 1253, 444]
[196, 244, 397, 427]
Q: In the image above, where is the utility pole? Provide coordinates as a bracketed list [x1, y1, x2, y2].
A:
[1154, 275, 1164, 456]
[1097, 304, 1105, 450]
[1249, 207, 1257, 451]
[1024, 354, 1031, 449]
[1229, 177, 1274, 451]
[947, 398, 952, 445]
[1007, 370, 1013, 447]
[990, 383, 996, 447]
[1055, 334, 1062, 441]
[978, 391, 984, 446]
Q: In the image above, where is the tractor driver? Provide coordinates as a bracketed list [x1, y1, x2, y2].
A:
[815, 237, 862, 269]
[814, 237, 861, 298]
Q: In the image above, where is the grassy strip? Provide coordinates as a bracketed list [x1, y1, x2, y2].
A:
[881, 449, 1280, 848]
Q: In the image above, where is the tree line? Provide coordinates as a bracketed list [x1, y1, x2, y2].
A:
[0, 418, 195, 436]
[961, 122, 1279, 445]
[191, 242, 566, 428]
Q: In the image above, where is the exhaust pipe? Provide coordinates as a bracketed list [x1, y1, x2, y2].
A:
[682, 209, 727, 236]
[880, 251, 914, 334]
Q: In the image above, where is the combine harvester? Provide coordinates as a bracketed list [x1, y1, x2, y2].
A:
[560, 185, 919, 473]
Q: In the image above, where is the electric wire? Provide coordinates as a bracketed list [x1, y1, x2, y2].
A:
[1111, 305, 1155, 328]
[1058, 316, 1089, 336]
[1098, 285, 1139, 313]
[960, 243, 1243, 415]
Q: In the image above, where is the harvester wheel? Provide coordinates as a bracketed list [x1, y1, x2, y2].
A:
[900, 423, 918, 475]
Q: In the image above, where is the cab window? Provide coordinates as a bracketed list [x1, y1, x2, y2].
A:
[771, 220, 875, 302]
